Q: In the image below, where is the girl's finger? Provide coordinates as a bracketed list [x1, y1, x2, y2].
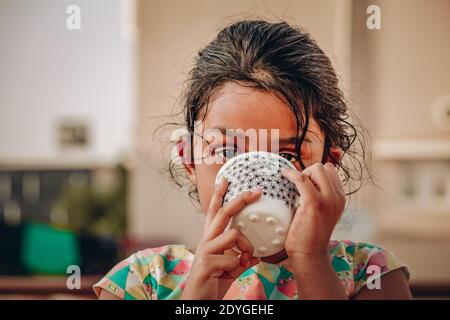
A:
[203, 228, 254, 256]
[323, 163, 345, 196]
[301, 163, 336, 196]
[204, 178, 229, 231]
[204, 190, 262, 241]
[224, 249, 260, 268]
[281, 168, 319, 203]
[225, 253, 261, 279]
[205, 254, 241, 278]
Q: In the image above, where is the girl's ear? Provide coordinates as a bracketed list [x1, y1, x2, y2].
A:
[176, 138, 196, 184]
[326, 146, 343, 166]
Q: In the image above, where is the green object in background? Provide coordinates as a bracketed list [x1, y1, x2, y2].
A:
[21, 222, 80, 275]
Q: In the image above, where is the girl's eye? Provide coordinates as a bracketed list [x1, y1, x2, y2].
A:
[215, 146, 240, 160]
[279, 152, 298, 163]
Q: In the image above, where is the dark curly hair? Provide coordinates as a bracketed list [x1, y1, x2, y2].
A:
[163, 19, 373, 203]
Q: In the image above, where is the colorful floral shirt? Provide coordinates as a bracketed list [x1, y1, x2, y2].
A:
[92, 240, 410, 300]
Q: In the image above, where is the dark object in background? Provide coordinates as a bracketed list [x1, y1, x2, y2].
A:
[0, 223, 26, 275]
[0, 164, 127, 276]
[0, 169, 91, 224]
[79, 232, 119, 275]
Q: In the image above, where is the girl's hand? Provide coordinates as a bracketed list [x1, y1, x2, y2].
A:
[180, 179, 261, 300]
[281, 162, 346, 260]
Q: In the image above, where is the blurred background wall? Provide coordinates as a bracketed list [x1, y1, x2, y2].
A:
[350, 0, 450, 286]
[0, 0, 136, 298]
[0, 0, 135, 164]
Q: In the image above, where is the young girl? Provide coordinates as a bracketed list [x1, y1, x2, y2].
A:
[93, 20, 411, 300]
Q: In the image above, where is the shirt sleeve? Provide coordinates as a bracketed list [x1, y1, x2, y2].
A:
[92, 253, 154, 300]
[351, 242, 410, 297]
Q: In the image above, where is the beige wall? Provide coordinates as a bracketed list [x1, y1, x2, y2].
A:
[351, 0, 450, 282]
[351, 0, 450, 140]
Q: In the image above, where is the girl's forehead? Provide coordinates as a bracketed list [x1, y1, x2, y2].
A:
[197, 82, 323, 140]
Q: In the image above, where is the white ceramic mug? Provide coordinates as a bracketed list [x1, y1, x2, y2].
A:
[215, 151, 300, 257]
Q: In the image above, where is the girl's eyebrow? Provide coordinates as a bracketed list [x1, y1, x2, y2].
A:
[209, 127, 245, 139]
[279, 136, 298, 145]
[208, 127, 312, 145]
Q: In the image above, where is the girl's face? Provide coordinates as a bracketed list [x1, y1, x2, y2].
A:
[186, 81, 336, 213]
